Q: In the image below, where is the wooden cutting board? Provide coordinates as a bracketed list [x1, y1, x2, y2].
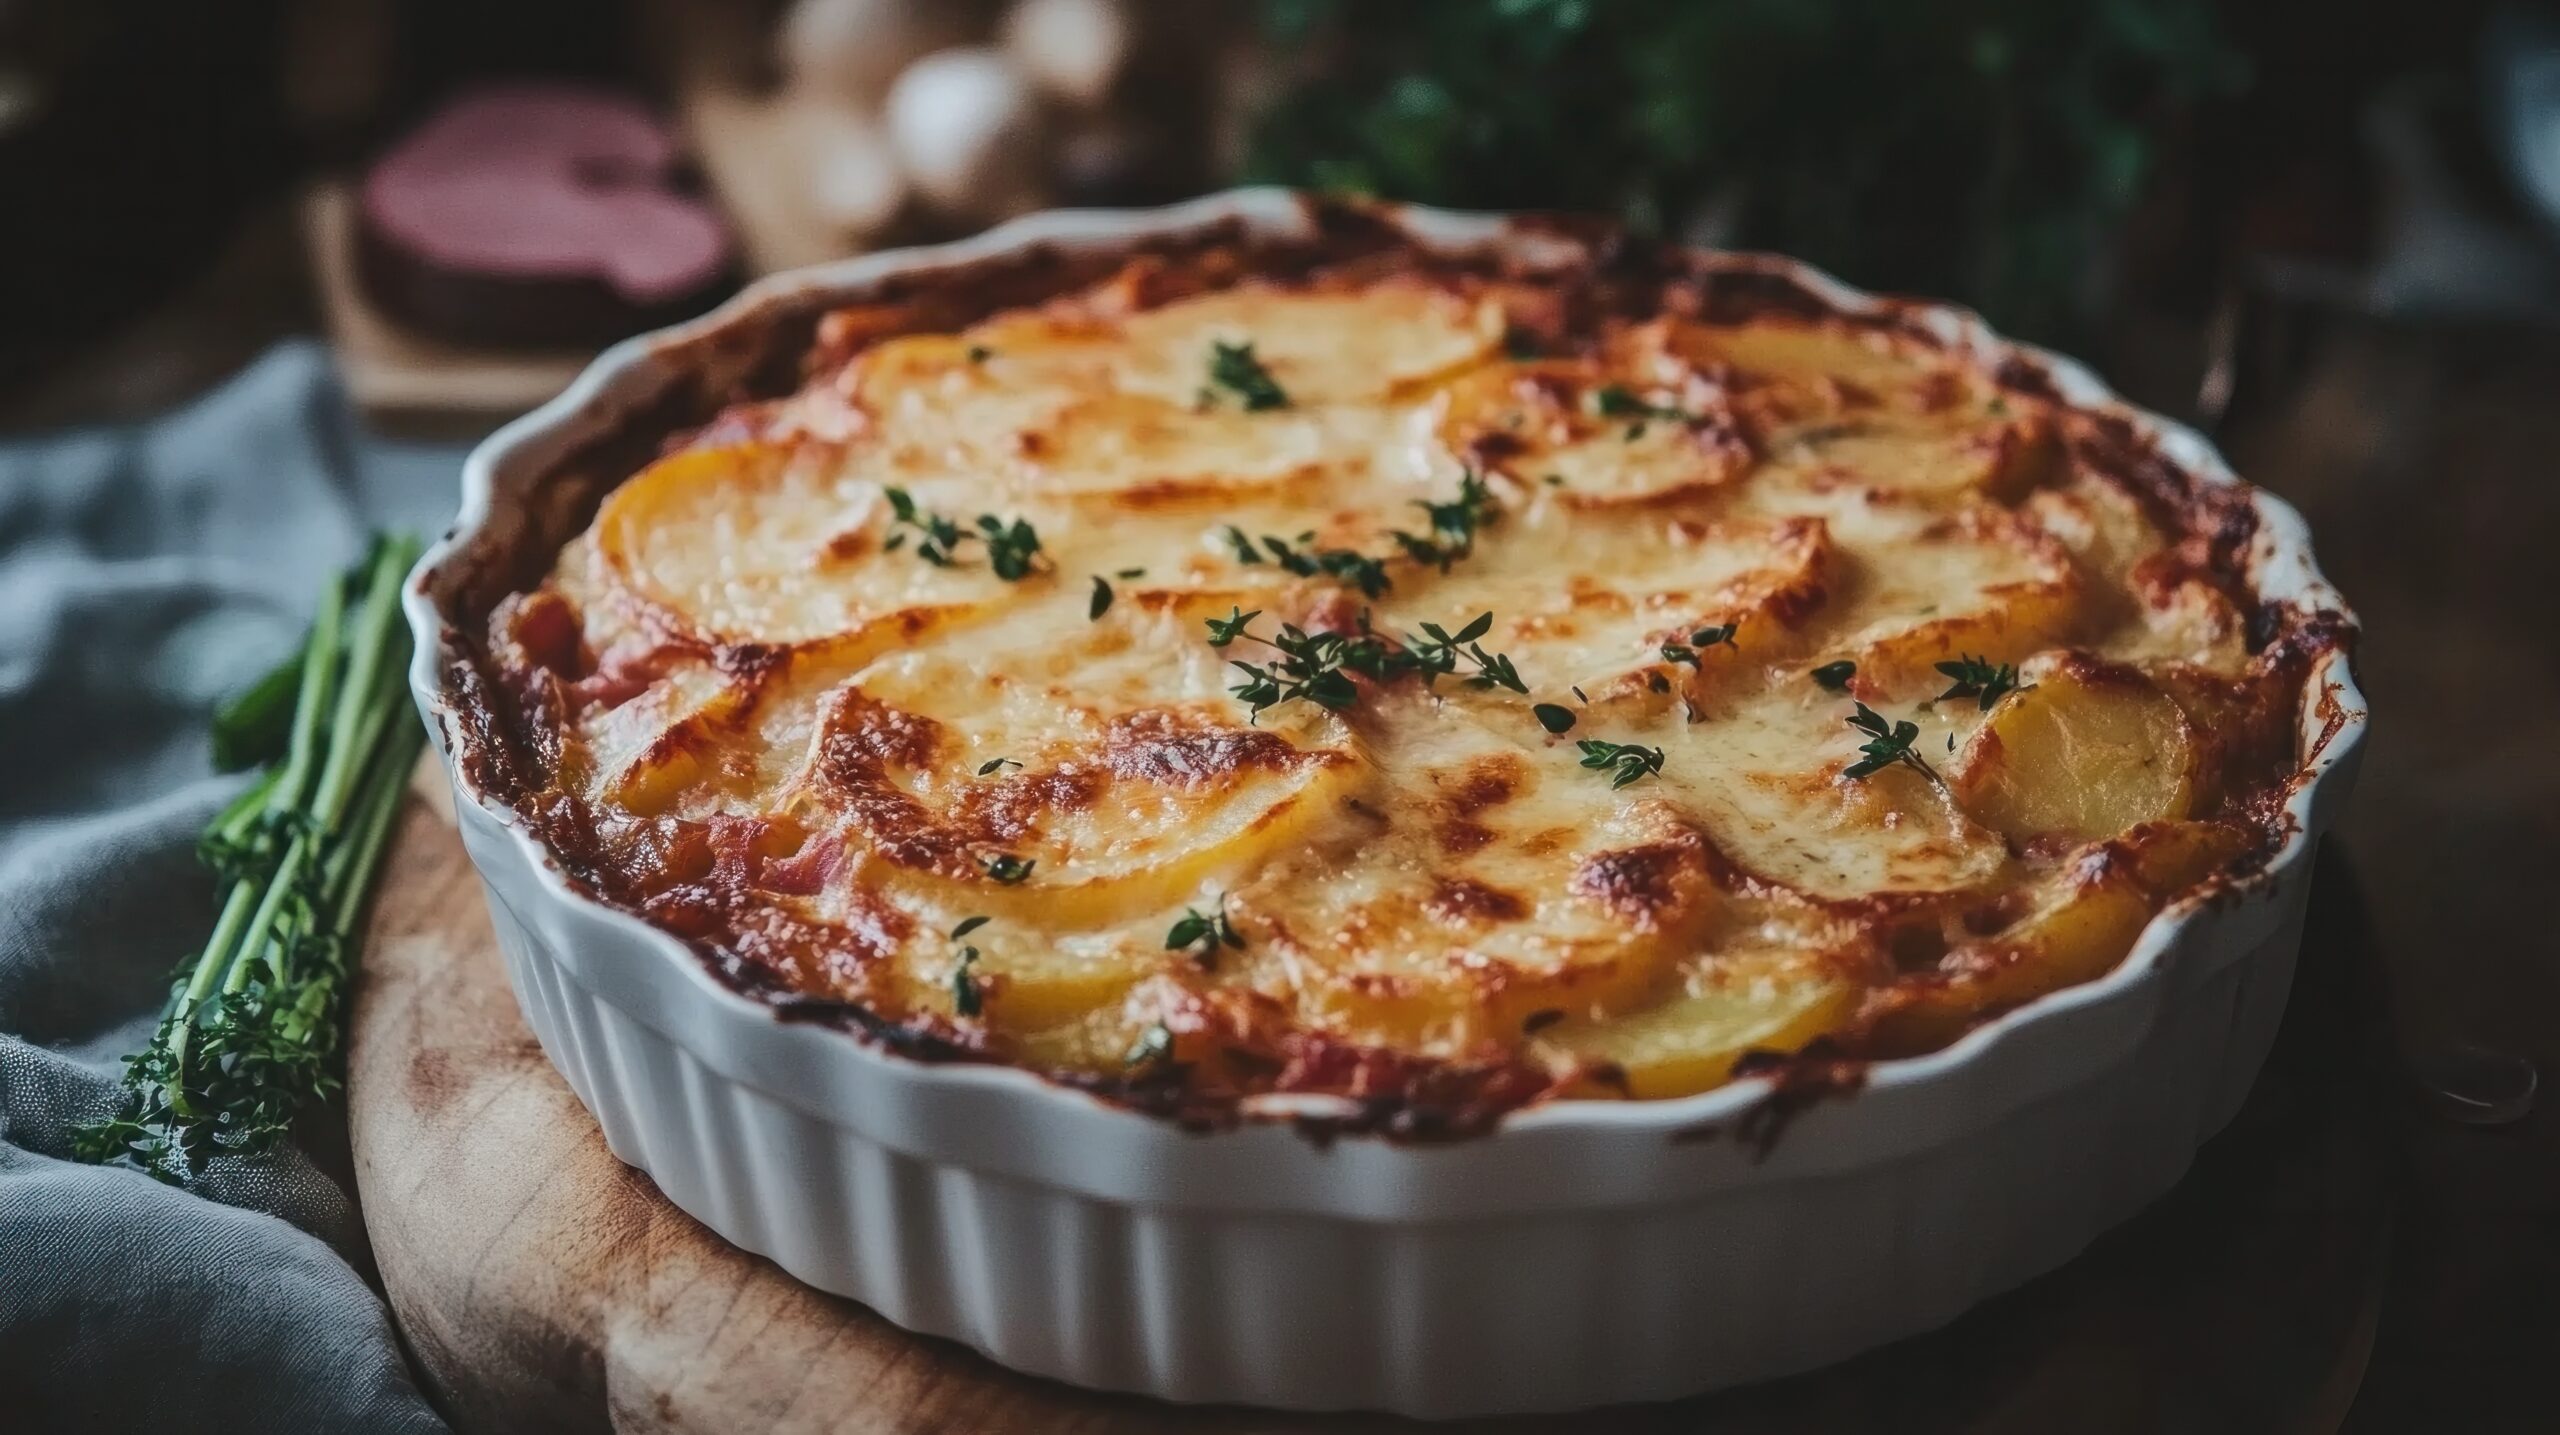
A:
[349, 765, 2394, 1434]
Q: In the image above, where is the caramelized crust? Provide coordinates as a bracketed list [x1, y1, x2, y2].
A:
[445, 209, 2350, 1133]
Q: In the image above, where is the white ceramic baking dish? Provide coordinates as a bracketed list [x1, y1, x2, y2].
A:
[404, 189, 2367, 1418]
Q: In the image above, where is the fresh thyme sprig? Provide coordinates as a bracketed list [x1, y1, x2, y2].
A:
[1225, 527, 1393, 599]
[1934, 654, 2025, 710]
[1218, 621, 1392, 716]
[1405, 612, 1528, 693]
[1587, 383, 1697, 423]
[1205, 339, 1289, 410]
[72, 537, 426, 1185]
[1587, 383, 1700, 439]
[976, 515, 1044, 580]
[1843, 701, 1938, 781]
[949, 915, 989, 1016]
[1390, 471, 1495, 571]
[882, 488, 1045, 579]
[1206, 607, 1529, 719]
[1166, 897, 1245, 968]
[1577, 738, 1667, 789]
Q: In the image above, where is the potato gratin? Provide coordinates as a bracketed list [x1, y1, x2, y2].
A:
[452, 223, 2346, 1131]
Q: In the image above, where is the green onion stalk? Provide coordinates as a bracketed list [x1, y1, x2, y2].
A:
[73, 536, 427, 1183]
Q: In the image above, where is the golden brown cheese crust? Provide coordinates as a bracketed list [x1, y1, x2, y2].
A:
[446, 209, 2348, 1135]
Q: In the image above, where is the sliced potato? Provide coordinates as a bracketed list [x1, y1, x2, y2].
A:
[1541, 949, 1856, 1099]
[1113, 280, 1507, 407]
[596, 441, 1015, 647]
[1826, 504, 2083, 694]
[1393, 512, 1835, 700]
[935, 929, 1172, 1037]
[1764, 409, 2058, 506]
[1871, 819, 2247, 1048]
[1657, 729, 2012, 901]
[1432, 358, 1754, 507]
[572, 657, 752, 814]
[1653, 314, 1955, 403]
[1948, 658, 2198, 843]
[1241, 714, 1716, 1056]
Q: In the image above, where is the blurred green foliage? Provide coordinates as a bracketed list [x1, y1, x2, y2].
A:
[1245, 0, 2245, 341]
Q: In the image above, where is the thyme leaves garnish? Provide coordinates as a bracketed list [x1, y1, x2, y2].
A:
[1088, 575, 1114, 619]
[1406, 612, 1529, 693]
[882, 488, 1046, 579]
[1245, 531, 1393, 598]
[949, 915, 990, 1016]
[1216, 476, 1496, 597]
[1207, 609, 1530, 720]
[1205, 605, 1262, 647]
[1223, 625, 1379, 716]
[1811, 659, 1858, 690]
[1843, 701, 1937, 781]
[1207, 340, 1290, 411]
[1533, 702, 1578, 734]
[1934, 654, 2024, 710]
[977, 515, 1044, 580]
[1166, 898, 1244, 967]
[1659, 623, 1739, 667]
[1577, 738, 1667, 789]
[1587, 384, 1698, 425]
[982, 854, 1036, 885]
[1391, 471, 1495, 571]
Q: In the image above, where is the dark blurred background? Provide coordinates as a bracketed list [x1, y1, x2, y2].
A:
[0, 0, 2545, 420]
[1, 1, 2552, 1429]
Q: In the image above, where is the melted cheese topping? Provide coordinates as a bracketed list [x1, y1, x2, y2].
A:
[478, 255, 2323, 1117]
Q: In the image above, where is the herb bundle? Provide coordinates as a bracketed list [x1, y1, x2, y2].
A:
[73, 538, 427, 1184]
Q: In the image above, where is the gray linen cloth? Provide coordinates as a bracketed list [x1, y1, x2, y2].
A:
[0, 346, 460, 1431]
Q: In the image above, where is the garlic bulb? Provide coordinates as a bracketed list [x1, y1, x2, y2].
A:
[884, 47, 1050, 224]
[791, 98, 908, 240]
[1000, 0, 1132, 110]
[780, 0, 978, 106]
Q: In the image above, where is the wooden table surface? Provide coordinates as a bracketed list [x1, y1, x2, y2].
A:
[2203, 316, 2560, 1433]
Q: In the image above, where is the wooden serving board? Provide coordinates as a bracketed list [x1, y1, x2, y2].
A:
[350, 766, 2395, 1434]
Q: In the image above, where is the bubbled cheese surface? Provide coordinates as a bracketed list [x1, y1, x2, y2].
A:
[492, 259, 2301, 1107]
